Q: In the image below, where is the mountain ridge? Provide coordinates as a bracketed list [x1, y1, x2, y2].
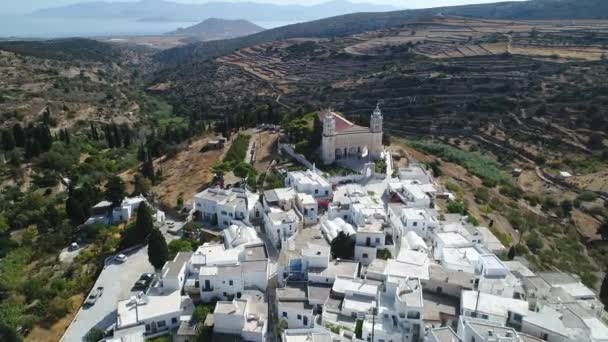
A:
[154, 0, 608, 66]
[30, 0, 398, 22]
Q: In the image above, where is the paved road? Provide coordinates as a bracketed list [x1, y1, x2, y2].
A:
[61, 246, 154, 341]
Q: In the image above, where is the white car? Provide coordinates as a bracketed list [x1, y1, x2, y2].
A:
[115, 254, 128, 263]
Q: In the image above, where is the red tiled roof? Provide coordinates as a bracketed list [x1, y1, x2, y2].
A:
[318, 111, 368, 133]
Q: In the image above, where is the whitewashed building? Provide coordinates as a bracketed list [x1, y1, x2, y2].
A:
[193, 187, 259, 229]
[285, 169, 333, 199]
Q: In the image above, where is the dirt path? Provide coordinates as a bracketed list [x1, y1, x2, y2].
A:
[252, 131, 280, 173]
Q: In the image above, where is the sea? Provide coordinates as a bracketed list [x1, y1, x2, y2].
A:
[0, 15, 297, 39]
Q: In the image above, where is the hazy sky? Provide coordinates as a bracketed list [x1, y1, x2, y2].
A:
[2, 0, 527, 14]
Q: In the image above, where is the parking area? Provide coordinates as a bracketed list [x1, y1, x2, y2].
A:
[61, 246, 153, 341]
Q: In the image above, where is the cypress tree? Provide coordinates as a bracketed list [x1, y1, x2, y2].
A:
[135, 203, 154, 238]
[600, 274, 608, 306]
[148, 228, 168, 270]
[1, 130, 15, 151]
[12, 123, 25, 147]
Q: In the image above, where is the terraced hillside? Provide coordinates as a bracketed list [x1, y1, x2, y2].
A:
[0, 39, 150, 130]
[152, 16, 608, 191]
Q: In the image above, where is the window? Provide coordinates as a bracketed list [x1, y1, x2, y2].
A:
[172, 317, 178, 324]
[325, 190, 329, 195]
[157, 320, 166, 328]
[315, 189, 319, 194]
[229, 213, 233, 217]
[223, 292, 228, 297]
[413, 222, 417, 227]
[221, 211, 227, 215]
[303, 316, 308, 326]
[297, 314, 302, 320]
[283, 312, 288, 318]
[145, 324, 151, 331]
[362, 253, 369, 258]
[375, 237, 380, 244]
[407, 311, 420, 319]
[512, 313, 523, 323]
[229, 280, 233, 286]
[481, 314, 489, 319]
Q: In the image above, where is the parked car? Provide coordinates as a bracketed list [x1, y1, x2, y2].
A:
[85, 287, 104, 306]
[167, 220, 175, 227]
[68, 242, 79, 251]
[115, 254, 128, 263]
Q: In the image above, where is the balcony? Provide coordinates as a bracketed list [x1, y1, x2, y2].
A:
[201, 287, 214, 292]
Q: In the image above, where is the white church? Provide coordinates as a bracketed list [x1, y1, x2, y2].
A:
[320, 105, 384, 165]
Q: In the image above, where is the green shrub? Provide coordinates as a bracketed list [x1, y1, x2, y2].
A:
[410, 141, 511, 187]
[526, 232, 544, 253]
[577, 191, 598, 202]
[474, 188, 490, 204]
[446, 200, 466, 215]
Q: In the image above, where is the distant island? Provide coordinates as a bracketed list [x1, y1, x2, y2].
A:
[165, 18, 265, 42]
[136, 16, 198, 23]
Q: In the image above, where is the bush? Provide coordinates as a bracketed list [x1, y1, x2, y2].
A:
[47, 297, 71, 321]
[86, 328, 105, 342]
[446, 200, 466, 215]
[499, 184, 523, 200]
[410, 141, 511, 187]
[526, 232, 544, 253]
[168, 239, 193, 260]
[223, 134, 250, 167]
[376, 249, 392, 260]
[577, 191, 598, 202]
[474, 188, 490, 204]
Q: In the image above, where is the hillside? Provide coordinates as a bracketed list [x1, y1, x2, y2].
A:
[152, 16, 608, 172]
[0, 38, 120, 63]
[166, 18, 265, 42]
[155, 0, 608, 66]
[0, 39, 146, 130]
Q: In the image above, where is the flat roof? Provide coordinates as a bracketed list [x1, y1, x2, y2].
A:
[268, 209, 300, 225]
[307, 284, 332, 304]
[308, 259, 359, 279]
[117, 290, 194, 328]
[428, 264, 475, 288]
[467, 320, 519, 340]
[461, 291, 529, 318]
[243, 245, 268, 261]
[264, 187, 296, 203]
[288, 169, 331, 187]
[503, 260, 536, 278]
[386, 257, 430, 280]
[429, 327, 460, 342]
[215, 299, 247, 315]
[423, 293, 459, 321]
[332, 277, 378, 297]
[523, 306, 570, 337]
[277, 282, 308, 301]
[163, 252, 193, 278]
[398, 278, 423, 308]
[297, 193, 316, 205]
[442, 246, 482, 270]
[436, 232, 472, 247]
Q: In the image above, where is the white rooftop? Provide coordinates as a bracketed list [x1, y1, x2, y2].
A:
[332, 277, 378, 297]
[461, 291, 529, 318]
[117, 290, 194, 328]
[288, 170, 331, 187]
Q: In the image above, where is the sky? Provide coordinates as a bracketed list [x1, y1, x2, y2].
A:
[2, 0, 527, 14]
